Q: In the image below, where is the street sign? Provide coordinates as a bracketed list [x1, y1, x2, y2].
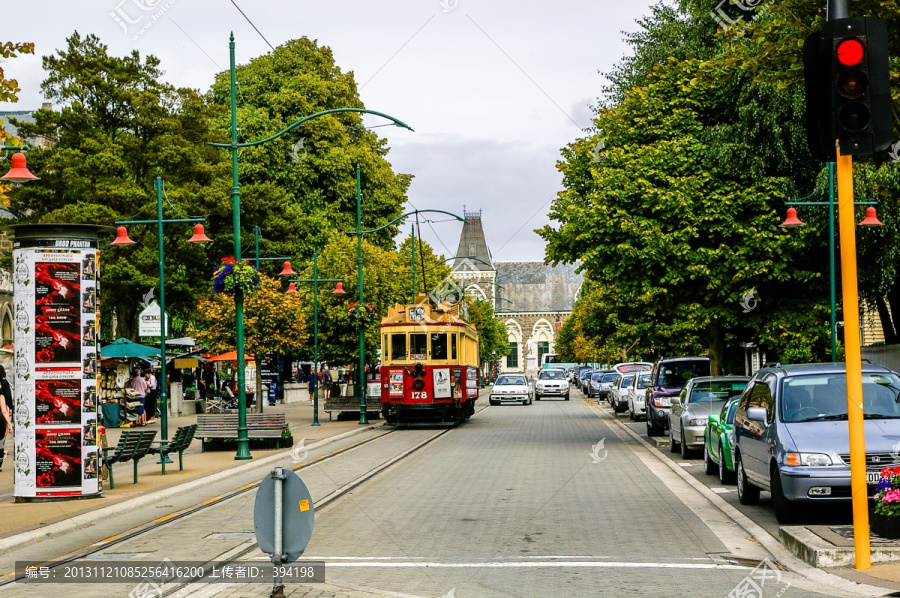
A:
[138, 301, 168, 337]
[253, 468, 315, 563]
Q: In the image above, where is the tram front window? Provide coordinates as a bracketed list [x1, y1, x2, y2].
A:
[391, 334, 407, 360]
[431, 333, 448, 360]
[410, 333, 428, 358]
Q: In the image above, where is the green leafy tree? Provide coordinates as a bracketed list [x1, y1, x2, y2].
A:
[397, 233, 451, 303]
[0, 40, 35, 205]
[465, 298, 509, 369]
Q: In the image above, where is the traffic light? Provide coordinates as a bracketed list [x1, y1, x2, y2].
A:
[803, 17, 893, 161]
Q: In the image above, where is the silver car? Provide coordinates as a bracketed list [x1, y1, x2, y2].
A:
[535, 369, 570, 400]
[609, 373, 636, 413]
[669, 376, 749, 459]
[489, 374, 532, 406]
[627, 372, 653, 420]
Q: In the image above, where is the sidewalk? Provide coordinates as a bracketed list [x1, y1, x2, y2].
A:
[0, 400, 381, 541]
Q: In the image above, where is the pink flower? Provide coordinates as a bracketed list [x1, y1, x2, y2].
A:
[880, 489, 900, 503]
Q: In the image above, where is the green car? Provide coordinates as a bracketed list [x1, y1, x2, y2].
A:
[703, 396, 741, 484]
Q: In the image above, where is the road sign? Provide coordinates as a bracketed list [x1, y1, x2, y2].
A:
[138, 300, 168, 337]
[253, 468, 315, 563]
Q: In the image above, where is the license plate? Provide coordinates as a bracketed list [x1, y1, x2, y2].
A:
[868, 471, 882, 485]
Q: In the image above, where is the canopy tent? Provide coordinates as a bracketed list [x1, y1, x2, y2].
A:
[207, 350, 255, 362]
[165, 337, 198, 347]
[100, 338, 161, 359]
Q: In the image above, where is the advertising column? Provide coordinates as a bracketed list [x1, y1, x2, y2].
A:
[12, 224, 104, 501]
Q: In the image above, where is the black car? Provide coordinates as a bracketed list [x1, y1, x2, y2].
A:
[645, 357, 711, 437]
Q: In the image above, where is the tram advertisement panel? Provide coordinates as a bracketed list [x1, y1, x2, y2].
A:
[13, 234, 101, 499]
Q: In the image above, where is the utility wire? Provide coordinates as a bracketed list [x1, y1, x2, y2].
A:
[230, 0, 275, 51]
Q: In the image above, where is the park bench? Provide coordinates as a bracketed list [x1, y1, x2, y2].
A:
[196, 413, 287, 451]
[102, 429, 157, 489]
[147, 423, 197, 475]
[323, 394, 381, 421]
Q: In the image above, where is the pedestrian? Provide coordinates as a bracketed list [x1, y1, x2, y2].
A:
[321, 364, 333, 402]
[183, 369, 197, 401]
[0, 366, 12, 472]
[144, 369, 158, 423]
[128, 368, 148, 426]
[307, 368, 317, 399]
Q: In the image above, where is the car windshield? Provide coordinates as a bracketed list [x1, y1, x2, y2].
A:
[591, 372, 604, 381]
[539, 370, 565, 380]
[656, 361, 710, 388]
[496, 376, 526, 386]
[601, 373, 618, 383]
[621, 375, 635, 388]
[781, 372, 900, 423]
[688, 380, 748, 402]
[637, 374, 652, 389]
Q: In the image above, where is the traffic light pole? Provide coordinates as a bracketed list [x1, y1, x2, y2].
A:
[836, 144, 870, 569]
[827, 0, 848, 20]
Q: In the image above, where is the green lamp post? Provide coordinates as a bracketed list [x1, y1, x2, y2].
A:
[288, 252, 345, 426]
[208, 33, 413, 458]
[112, 176, 211, 451]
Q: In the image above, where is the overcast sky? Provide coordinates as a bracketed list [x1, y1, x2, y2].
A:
[2, 0, 658, 263]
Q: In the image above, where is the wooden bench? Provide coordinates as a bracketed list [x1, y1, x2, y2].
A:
[147, 423, 197, 475]
[196, 413, 287, 451]
[323, 395, 382, 421]
[102, 429, 157, 489]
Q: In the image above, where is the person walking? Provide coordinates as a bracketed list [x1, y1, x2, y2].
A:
[307, 368, 317, 402]
[144, 369, 158, 423]
[128, 369, 148, 426]
[321, 364, 333, 402]
[0, 366, 13, 471]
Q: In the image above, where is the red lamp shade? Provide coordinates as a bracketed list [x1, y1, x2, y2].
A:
[859, 207, 883, 227]
[1, 152, 39, 183]
[779, 208, 805, 228]
[279, 261, 297, 276]
[286, 282, 298, 294]
[332, 282, 346, 295]
[110, 226, 136, 246]
[188, 223, 212, 243]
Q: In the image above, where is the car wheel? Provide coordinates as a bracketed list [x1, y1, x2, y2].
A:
[535, 396, 540, 401]
[735, 454, 760, 505]
[718, 442, 734, 484]
[565, 393, 570, 401]
[528, 397, 533, 405]
[680, 429, 692, 459]
[771, 465, 797, 524]
[646, 419, 659, 437]
[669, 429, 679, 453]
[489, 400, 498, 406]
[703, 440, 718, 475]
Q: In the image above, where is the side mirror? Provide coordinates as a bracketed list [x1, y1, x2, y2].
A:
[671, 397, 681, 407]
[708, 414, 720, 426]
[747, 407, 768, 424]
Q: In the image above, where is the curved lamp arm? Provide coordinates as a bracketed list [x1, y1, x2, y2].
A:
[209, 108, 414, 149]
[346, 209, 464, 236]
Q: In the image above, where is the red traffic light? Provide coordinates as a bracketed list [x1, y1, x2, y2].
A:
[836, 37, 864, 66]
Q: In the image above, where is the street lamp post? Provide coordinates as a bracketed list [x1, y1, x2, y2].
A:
[780, 162, 881, 361]
[112, 176, 211, 452]
[288, 252, 345, 426]
[208, 33, 413, 458]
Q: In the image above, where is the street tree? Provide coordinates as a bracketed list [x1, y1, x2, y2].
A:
[0, 40, 35, 206]
[397, 232, 451, 303]
[464, 298, 509, 371]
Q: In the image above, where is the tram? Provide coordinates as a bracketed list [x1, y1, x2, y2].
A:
[379, 295, 480, 425]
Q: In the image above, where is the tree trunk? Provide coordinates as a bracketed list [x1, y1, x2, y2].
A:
[708, 320, 724, 376]
[116, 299, 137, 340]
[875, 296, 898, 344]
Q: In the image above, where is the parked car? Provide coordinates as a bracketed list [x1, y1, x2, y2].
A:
[573, 365, 592, 385]
[611, 361, 653, 374]
[534, 369, 570, 400]
[587, 370, 610, 398]
[732, 362, 900, 524]
[489, 374, 533, 406]
[703, 396, 742, 483]
[645, 357, 711, 437]
[668, 376, 749, 458]
[580, 369, 595, 394]
[627, 371, 653, 421]
[609, 373, 636, 413]
[597, 371, 620, 403]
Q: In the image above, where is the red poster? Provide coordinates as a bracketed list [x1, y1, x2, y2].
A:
[35, 315, 81, 364]
[35, 379, 82, 425]
[35, 262, 80, 310]
[35, 429, 82, 491]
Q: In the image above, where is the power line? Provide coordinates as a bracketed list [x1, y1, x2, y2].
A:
[230, 0, 275, 51]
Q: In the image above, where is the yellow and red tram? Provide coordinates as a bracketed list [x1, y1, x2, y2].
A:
[379, 296, 480, 424]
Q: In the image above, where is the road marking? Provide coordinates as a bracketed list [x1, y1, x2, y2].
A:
[711, 487, 732, 494]
[202, 496, 221, 505]
[311, 561, 751, 570]
[678, 462, 693, 467]
[153, 514, 177, 522]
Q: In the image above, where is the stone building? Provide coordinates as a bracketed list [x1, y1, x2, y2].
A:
[449, 211, 582, 374]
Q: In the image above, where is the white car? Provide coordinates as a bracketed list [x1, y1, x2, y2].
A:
[627, 371, 653, 420]
[609, 373, 636, 413]
[489, 374, 533, 406]
[534, 369, 570, 400]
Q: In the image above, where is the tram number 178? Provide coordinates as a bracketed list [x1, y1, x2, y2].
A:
[411, 391, 429, 400]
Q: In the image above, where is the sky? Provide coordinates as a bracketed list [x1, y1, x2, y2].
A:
[1, 0, 658, 263]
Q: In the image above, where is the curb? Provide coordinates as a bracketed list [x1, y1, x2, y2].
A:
[0, 423, 382, 556]
[588, 399, 894, 597]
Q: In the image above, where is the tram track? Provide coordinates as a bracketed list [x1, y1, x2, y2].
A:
[1, 402, 490, 590]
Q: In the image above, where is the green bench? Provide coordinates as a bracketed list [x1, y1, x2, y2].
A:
[196, 413, 287, 451]
[147, 423, 197, 475]
[102, 429, 157, 489]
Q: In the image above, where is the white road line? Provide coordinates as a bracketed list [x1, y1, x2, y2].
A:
[314, 561, 751, 570]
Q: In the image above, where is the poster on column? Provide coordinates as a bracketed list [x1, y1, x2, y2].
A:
[13, 233, 102, 499]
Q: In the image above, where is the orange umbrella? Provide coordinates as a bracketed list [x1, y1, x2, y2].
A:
[207, 350, 255, 362]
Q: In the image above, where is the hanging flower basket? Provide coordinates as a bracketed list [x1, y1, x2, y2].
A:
[348, 302, 375, 330]
[213, 257, 261, 296]
[871, 467, 900, 539]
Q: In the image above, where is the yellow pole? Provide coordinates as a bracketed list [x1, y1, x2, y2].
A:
[836, 143, 870, 569]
